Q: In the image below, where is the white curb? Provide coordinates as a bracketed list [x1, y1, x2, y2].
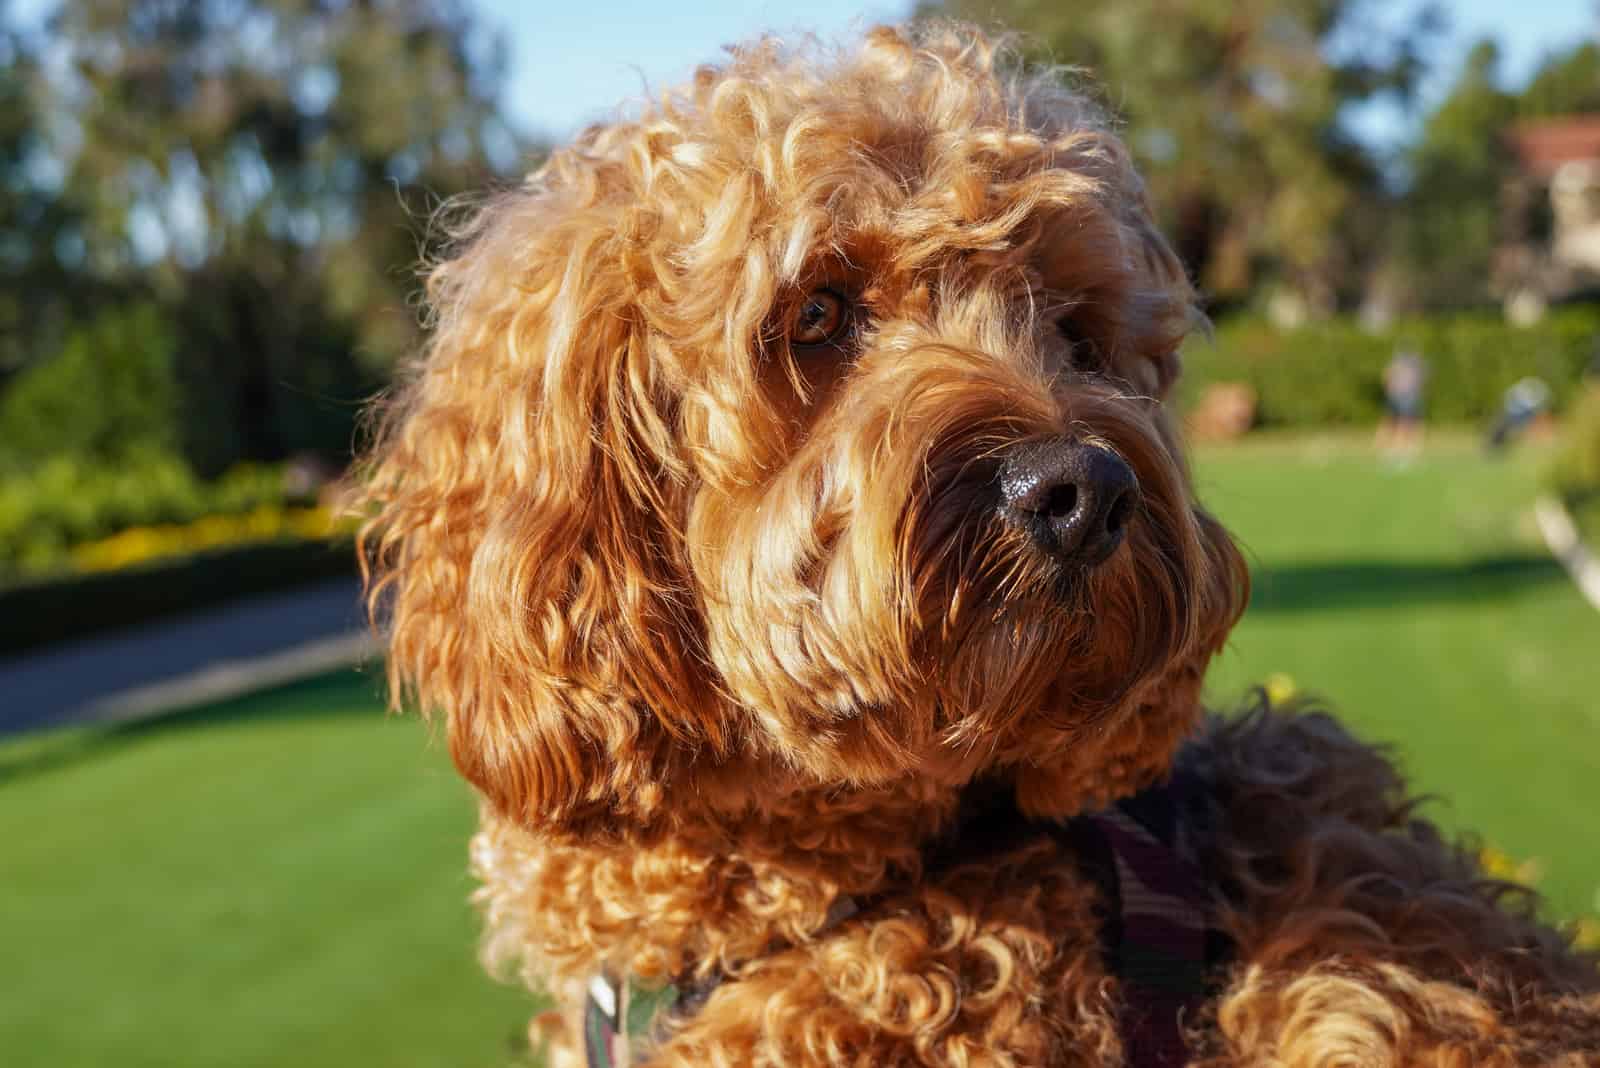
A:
[80, 630, 382, 726]
[1534, 495, 1600, 613]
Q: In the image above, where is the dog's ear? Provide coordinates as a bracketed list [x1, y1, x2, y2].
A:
[1104, 183, 1250, 652]
[1037, 128, 1196, 402]
[1061, 132, 1196, 403]
[1108, 195, 1196, 402]
[359, 180, 720, 832]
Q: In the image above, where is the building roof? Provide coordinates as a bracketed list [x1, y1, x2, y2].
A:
[1508, 117, 1600, 180]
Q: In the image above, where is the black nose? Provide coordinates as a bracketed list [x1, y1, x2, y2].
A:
[999, 438, 1140, 567]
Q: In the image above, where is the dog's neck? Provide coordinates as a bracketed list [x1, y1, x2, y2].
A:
[469, 658, 1209, 995]
[471, 773, 963, 993]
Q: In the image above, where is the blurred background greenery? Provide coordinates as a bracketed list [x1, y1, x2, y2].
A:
[3, 1, 1600, 1065]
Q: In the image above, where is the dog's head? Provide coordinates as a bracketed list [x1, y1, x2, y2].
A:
[361, 24, 1248, 834]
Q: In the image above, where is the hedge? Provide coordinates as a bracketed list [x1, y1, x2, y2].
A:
[1182, 307, 1600, 428]
[0, 452, 305, 580]
[0, 537, 358, 655]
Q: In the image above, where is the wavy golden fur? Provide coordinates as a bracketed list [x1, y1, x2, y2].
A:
[359, 23, 1600, 1066]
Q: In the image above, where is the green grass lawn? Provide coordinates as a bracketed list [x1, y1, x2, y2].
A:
[4, 432, 1598, 1066]
[0, 674, 538, 1068]
[1195, 432, 1600, 917]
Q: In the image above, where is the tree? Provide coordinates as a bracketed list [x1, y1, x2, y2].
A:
[0, 7, 36, 376]
[1519, 41, 1600, 119]
[0, 2, 87, 381]
[925, 0, 1439, 312]
[0, 302, 178, 466]
[1398, 40, 1516, 309]
[22, 0, 528, 470]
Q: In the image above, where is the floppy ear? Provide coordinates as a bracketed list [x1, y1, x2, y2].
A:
[1098, 141, 1197, 403]
[359, 178, 720, 832]
[1109, 201, 1196, 401]
[1106, 180, 1250, 650]
[1034, 126, 1196, 402]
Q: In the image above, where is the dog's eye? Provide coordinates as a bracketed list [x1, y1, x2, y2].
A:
[1058, 316, 1102, 372]
[791, 289, 849, 347]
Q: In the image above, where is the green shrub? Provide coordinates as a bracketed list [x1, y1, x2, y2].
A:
[1551, 382, 1600, 544]
[1552, 385, 1600, 489]
[0, 452, 299, 580]
[0, 303, 180, 467]
[1183, 307, 1600, 428]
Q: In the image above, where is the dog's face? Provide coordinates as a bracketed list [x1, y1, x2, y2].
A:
[363, 25, 1248, 832]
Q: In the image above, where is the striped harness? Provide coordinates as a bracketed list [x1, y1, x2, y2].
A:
[584, 768, 1227, 1068]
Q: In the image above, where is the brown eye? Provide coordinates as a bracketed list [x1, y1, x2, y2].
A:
[791, 289, 849, 347]
[1058, 316, 1101, 371]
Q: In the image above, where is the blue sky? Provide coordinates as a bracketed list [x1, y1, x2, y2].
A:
[475, 0, 1596, 152]
[474, 0, 907, 138]
[10, 0, 1591, 150]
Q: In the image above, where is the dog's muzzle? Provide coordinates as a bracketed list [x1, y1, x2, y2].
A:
[998, 437, 1141, 568]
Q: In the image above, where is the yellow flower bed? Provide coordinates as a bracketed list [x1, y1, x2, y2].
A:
[69, 505, 355, 573]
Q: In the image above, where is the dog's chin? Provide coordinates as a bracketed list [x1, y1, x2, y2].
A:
[922, 572, 1122, 711]
[746, 531, 1204, 803]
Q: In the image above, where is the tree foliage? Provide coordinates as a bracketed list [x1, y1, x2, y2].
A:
[1519, 42, 1600, 120]
[0, 2, 86, 379]
[7, 0, 528, 471]
[1396, 33, 1600, 310]
[0, 302, 178, 467]
[924, 0, 1440, 310]
[1398, 40, 1517, 310]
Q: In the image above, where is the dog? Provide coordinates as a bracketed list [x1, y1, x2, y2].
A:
[359, 23, 1600, 1066]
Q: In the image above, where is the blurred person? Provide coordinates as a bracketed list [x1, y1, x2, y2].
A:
[1485, 376, 1552, 453]
[1377, 346, 1427, 461]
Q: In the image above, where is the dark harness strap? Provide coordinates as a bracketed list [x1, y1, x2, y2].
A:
[1070, 769, 1219, 1068]
[584, 770, 1226, 1068]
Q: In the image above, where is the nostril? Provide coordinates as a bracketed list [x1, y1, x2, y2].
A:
[1039, 482, 1078, 522]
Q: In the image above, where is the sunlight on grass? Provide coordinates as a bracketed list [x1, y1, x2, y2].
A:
[0, 672, 538, 1068]
[1195, 432, 1600, 917]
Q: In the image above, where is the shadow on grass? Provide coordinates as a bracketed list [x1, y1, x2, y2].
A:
[1248, 553, 1566, 614]
[0, 667, 388, 787]
[6, 554, 1569, 780]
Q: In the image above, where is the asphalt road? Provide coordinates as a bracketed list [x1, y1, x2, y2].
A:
[0, 576, 375, 737]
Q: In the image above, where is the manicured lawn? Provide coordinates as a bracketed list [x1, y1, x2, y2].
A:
[0, 672, 538, 1068]
[3, 432, 1597, 1065]
[1195, 432, 1600, 918]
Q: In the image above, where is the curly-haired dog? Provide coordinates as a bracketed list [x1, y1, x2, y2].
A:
[360, 24, 1600, 1067]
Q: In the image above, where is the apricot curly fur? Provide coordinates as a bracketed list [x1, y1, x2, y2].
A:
[358, 21, 1600, 1066]
[647, 841, 1121, 1068]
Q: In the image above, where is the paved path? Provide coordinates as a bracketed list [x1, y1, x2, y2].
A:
[1536, 494, 1600, 613]
[0, 576, 376, 737]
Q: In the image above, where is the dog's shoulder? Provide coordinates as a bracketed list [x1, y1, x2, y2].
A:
[1185, 700, 1410, 833]
[1188, 699, 1600, 994]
